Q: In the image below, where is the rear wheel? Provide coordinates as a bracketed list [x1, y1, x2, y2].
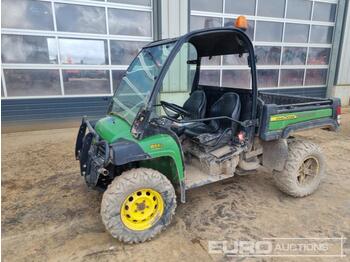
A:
[101, 168, 176, 243]
[273, 140, 325, 197]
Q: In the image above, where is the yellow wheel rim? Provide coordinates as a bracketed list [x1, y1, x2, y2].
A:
[120, 188, 164, 231]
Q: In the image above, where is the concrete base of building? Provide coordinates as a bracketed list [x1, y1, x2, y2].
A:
[2, 119, 80, 133]
[332, 85, 350, 106]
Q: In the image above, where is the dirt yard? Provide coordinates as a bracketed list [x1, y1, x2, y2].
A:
[2, 108, 350, 261]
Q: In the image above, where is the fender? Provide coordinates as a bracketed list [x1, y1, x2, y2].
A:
[110, 138, 152, 165]
[138, 134, 184, 181]
[110, 135, 184, 182]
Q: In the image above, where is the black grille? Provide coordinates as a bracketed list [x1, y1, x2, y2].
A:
[97, 144, 106, 157]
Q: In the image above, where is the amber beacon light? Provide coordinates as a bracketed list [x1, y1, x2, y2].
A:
[235, 15, 248, 31]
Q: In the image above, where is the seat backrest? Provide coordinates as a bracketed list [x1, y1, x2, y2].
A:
[209, 92, 241, 132]
[183, 90, 207, 119]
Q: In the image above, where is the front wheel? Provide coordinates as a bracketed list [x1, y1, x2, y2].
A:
[273, 140, 325, 197]
[101, 168, 176, 243]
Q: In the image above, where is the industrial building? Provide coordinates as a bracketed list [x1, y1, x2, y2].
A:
[1, 0, 349, 131]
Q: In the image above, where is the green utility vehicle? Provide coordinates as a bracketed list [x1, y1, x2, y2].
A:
[75, 25, 341, 243]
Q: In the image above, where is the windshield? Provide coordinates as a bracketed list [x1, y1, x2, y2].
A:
[109, 42, 176, 123]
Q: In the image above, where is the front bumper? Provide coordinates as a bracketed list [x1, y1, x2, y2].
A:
[75, 117, 110, 188]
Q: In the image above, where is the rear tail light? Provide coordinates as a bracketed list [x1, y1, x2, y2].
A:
[336, 105, 341, 125]
[237, 131, 245, 143]
[336, 105, 342, 115]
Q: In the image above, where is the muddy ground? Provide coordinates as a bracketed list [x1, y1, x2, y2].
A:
[2, 108, 350, 261]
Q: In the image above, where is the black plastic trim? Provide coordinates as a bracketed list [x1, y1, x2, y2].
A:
[110, 138, 151, 166]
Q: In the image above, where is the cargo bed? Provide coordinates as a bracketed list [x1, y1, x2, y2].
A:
[258, 92, 340, 141]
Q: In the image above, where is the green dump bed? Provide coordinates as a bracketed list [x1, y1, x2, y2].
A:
[258, 92, 341, 141]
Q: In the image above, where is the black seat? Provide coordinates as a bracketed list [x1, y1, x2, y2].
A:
[182, 90, 207, 119]
[184, 92, 241, 138]
[171, 90, 207, 135]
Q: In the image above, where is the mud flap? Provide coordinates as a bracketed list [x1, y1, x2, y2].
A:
[262, 139, 288, 172]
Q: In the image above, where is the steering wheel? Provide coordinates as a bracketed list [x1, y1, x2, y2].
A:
[160, 100, 191, 118]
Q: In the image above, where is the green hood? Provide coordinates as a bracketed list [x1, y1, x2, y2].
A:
[94, 115, 133, 143]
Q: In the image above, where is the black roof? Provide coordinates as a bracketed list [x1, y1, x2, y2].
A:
[146, 27, 250, 57]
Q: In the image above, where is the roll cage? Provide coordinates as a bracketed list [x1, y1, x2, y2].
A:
[131, 27, 258, 145]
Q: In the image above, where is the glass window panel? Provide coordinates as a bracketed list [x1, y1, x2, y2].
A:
[190, 69, 196, 85]
[284, 24, 309, 43]
[110, 43, 175, 123]
[282, 47, 307, 65]
[108, 9, 152, 36]
[305, 69, 327, 86]
[1, 0, 54, 30]
[313, 2, 336, 22]
[225, 0, 256, 15]
[255, 46, 281, 65]
[4, 69, 61, 97]
[280, 69, 304, 87]
[59, 38, 108, 65]
[257, 69, 279, 87]
[222, 70, 251, 88]
[1, 35, 58, 64]
[255, 21, 283, 42]
[112, 70, 126, 92]
[110, 41, 145, 65]
[55, 3, 106, 34]
[199, 70, 220, 86]
[63, 70, 110, 95]
[258, 0, 285, 18]
[224, 18, 254, 39]
[108, 0, 151, 6]
[161, 43, 197, 93]
[223, 53, 248, 65]
[190, 0, 223, 12]
[286, 0, 312, 20]
[202, 56, 221, 66]
[190, 16, 222, 31]
[307, 48, 331, 65]
[310, 26, 333, 44]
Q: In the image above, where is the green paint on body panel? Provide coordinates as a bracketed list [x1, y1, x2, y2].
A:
[138, 134, 184, 180]
[95, 115, 133, 143]
[269, 108, 332, 131]
[95, 115, 184, 181]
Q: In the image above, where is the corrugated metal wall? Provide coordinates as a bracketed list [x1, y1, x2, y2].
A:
[2, 96, 110, 132]
[262, 87, 327, 97]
